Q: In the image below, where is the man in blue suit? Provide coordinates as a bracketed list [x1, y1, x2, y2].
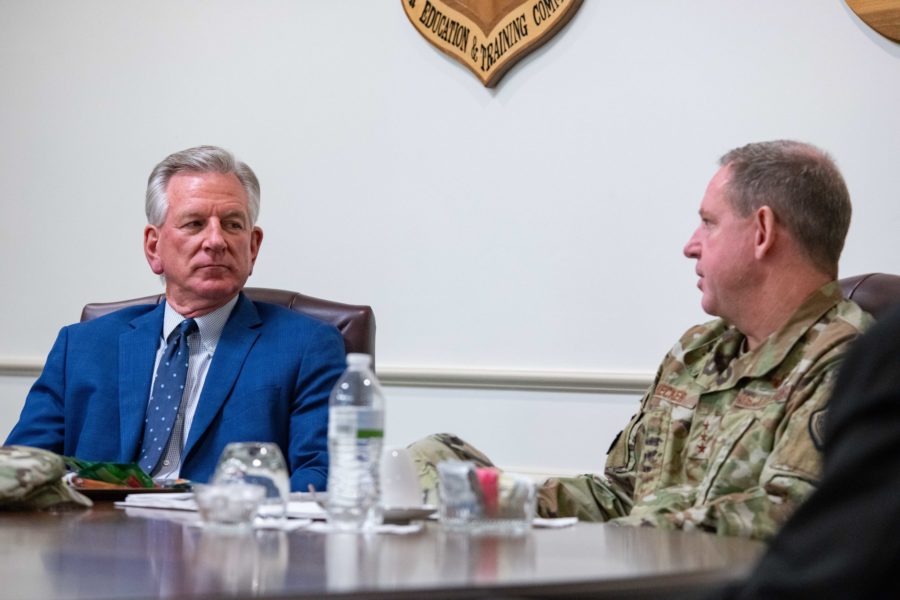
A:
[6, 146, 346, 492]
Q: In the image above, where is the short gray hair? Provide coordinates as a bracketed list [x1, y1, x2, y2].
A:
[719, 140, 851, 278]
[145, 145, 260, 226]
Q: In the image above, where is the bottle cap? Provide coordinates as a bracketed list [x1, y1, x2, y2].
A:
[346, 353, 372, 367]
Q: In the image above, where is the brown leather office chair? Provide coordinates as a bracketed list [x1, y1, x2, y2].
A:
[839, 273, 900, 320]
[81, 288, 376, 364]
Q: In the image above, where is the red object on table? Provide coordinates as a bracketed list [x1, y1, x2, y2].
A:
[476, 467, 499, 517]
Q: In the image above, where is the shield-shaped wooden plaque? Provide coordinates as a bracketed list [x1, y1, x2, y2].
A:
[846, 0, 900, 42]
[402, 0, 584, 87]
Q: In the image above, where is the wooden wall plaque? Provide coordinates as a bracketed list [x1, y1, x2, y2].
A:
[847, 0, 900, 42]
[402, 0, 583, 87]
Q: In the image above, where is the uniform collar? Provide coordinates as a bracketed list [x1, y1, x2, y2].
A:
[698, 281, 844, 391]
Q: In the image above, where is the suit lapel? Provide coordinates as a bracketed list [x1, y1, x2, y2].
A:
[119, 304, 165, 463]
[183, 294, 262, 462]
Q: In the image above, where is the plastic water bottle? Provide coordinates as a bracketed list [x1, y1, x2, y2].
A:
[326, 353, 385, 531]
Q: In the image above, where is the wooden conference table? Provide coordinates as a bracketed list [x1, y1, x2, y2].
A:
[0, 501, 763, 600]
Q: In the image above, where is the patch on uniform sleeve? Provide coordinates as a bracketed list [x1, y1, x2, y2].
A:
[808, 408, 827, 450]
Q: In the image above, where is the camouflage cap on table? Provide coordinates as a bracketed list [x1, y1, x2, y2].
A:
[0, 445, 92, 510]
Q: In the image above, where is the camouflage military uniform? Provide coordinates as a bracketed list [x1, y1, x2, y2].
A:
[410, 283, 870, 540]
[0, 445, 92, 510]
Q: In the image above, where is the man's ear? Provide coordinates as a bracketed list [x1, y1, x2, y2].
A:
[144, 225, 164, 275]
[753, 206, 777, 260]
[248, 226, 263, 275]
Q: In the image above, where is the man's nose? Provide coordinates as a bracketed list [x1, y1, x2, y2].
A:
[203, 221, 227, 251]
[684, 228, 700, 259]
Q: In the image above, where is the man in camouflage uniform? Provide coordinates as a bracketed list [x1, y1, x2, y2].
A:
[410, 140, 871, 540]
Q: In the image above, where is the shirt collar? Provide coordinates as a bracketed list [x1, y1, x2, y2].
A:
[162, 295, 240, 354]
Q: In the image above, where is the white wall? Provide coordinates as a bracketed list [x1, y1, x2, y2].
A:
[1, 1, 899, 474]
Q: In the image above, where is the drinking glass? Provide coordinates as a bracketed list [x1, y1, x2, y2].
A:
[212, 442, 290, 522]
[379, 446, 423, 508]
[193, 482, 265, 528]
[437, 460, 536, 536]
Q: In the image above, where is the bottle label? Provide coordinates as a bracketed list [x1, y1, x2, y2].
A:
[329, 406, 384, 439]
[356, 408, 384, 439]
[357, 429, 384, 439]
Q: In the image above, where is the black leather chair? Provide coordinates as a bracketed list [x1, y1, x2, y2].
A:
[839, 273, 900, 320]
[81, 288, 376, 364]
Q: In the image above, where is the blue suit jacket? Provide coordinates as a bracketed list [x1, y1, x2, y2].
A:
[6, 293, 346, 492]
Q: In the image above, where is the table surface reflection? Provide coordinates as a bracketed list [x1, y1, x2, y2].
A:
[0, 502, 764, 599]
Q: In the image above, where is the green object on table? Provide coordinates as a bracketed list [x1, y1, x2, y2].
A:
[63, 457, 156, 488]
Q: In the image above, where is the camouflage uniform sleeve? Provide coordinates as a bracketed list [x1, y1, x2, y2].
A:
[0, 446, 92, 509]
[408, 433, 496, 506]
[537, 472, 633, 521]
[537, 365, 666, 522]
[614, 362, 839, 540]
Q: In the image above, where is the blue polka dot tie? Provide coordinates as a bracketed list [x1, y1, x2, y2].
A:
[138, 318, 197, 475]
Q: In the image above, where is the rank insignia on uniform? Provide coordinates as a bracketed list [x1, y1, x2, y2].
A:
[808, 408, 827, 450]
[687, 416, 721, 460]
